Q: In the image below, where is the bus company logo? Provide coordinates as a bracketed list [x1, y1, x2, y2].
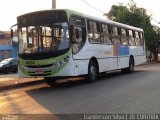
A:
[26, 60, 35, 65]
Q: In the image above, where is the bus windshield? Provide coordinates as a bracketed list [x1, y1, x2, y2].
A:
[18, 22, 70, 54]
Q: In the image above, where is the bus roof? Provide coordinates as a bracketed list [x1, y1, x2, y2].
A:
[63, 9, 143, 32]
[17, 9, 143, 32]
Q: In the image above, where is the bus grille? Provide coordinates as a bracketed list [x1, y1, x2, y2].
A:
[27, 64, 53, 68]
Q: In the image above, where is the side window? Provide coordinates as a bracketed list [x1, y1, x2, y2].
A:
[11, 59, 18, 65]
[75, 27, 86, 43]
[135, 31, 141, 46]
[112, 26, 118, 35]
[101, 24, 111, 44]
[129, 30, 135, 46]
[121, 28, 128, 45]
[94, 22, 100, 43]
[111, 26, 121, 44]
[75, 27, 83, 43]
[88, 21, 93, 41]
[70, 15, 86, 44]
[72, 25, 86, 54]
[88, 20, 100, 43]
[139, 32, 144, 45]
[70, 15, 86, 54]
[72, 26, 86, 44]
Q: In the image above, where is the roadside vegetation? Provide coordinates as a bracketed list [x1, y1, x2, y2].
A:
[104, 0, 160, 61]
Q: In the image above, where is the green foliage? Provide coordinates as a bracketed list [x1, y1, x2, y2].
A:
[105, 0, 160, 60]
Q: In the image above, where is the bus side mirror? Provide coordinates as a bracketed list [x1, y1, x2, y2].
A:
[11, 29, 13, 38]
[10, 24, 17, 39]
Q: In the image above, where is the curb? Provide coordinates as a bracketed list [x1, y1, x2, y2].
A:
[137, 61, 158, 66]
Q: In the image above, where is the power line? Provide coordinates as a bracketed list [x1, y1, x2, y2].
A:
[80, 0, 106, 14]
[151, 18, 160, 24]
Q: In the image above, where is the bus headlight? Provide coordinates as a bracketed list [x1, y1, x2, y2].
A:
[52, 63, 59, 68]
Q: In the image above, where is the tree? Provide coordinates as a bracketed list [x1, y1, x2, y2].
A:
[105, 0, 160, 61]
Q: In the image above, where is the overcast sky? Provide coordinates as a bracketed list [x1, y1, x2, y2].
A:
[1, 0, 160, 30]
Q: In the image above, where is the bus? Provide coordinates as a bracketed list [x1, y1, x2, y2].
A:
[12, 9, 146, 83]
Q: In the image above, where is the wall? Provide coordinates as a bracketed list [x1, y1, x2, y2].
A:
[0, 31, 18, 61]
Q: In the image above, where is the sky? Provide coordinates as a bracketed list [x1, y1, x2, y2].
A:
[1, 0, 160, 30]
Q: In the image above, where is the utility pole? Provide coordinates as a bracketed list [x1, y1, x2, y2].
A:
[52, 0, 56, 9]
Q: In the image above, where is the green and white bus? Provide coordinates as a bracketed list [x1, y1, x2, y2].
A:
[14, 9, 146, 82]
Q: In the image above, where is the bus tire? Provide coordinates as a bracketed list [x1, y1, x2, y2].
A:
[87, 60, 98, 82]
[121, 57, 134, 73]
[127, 57, 134, 73]
[44, 77, 57, 85]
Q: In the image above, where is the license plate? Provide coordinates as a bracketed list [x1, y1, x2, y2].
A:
[35, 70, 44, 74]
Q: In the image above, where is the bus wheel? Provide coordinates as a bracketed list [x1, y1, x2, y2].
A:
[127, 58, 134, 73]
[44, 77, 57, 85]
[87, 60, 98, 82]
[121, 58, 134, 73]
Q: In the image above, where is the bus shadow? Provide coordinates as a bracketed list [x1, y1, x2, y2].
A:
[27, 69, 148, 91]
[98, 70, 141, 80]
[26, 69, 150, 114]
[39, 70, 144, 89]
